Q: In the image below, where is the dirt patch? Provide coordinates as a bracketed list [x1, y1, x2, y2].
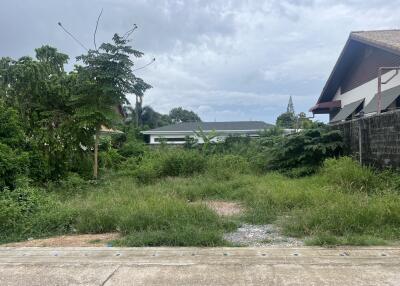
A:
[195, 200, 244, 217]
[224, 224, 304, 247]
[3, 233, 120, 247]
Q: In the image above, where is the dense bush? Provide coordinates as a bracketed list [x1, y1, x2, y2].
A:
[133, 149, 207, 183]
[118, 141, 147, 158]
[207, 154, 250, 179]
[99, 149, 125, 170]
[267, 128, 344, 175]
[0, 187, 75, 243]
[0, 143, 28, 189]
[321, 157, 378, 193]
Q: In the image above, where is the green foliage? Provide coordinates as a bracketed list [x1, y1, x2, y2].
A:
[207, 154, 250, 179]
[0, 187, 75, 243]
[268, 128, 344, 174]
[321, 157, 378, 193]
[133, 149, 207, 183]
[276, 112, 296, 128]
[0, 103, 25, 147]
[0, 143, 28, 190]
[69, 179, 235, 246]
[118, 140, 147, 158]
[74, 34, 151, 131]
[169, 107, 201, 123]
[99, 149, 125, 170]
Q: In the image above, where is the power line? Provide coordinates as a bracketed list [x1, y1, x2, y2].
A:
[58, 22, 89, 51]
[133, 58, 156, 72]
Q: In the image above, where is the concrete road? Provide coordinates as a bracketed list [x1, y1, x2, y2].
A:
[1, 247, 400, 285]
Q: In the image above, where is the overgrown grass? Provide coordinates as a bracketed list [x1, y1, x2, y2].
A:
[2, 154, 400, 247]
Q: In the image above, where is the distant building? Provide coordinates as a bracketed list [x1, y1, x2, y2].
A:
[310, 30, 400, 123]
[141, 121, 273, 145]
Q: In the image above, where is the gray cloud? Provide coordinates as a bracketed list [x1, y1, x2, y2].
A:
[2, 0, 400, 123]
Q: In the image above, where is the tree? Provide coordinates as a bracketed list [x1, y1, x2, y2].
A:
[0, 46, 80, 180]
[276, 112, 296, 128]
[74, 34, 151, 179]
[277, 96, 297, 128]
[169, 107, 201, 123]
[298, 112, 313, 129]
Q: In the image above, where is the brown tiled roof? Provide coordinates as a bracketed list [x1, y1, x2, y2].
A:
[312, 29, 400, 110]
[351, 30, 400, 55]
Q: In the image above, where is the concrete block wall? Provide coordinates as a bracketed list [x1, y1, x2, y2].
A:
[331, 110, 400, 168]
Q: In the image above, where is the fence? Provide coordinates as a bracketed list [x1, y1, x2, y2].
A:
[331, 110, 400, 168]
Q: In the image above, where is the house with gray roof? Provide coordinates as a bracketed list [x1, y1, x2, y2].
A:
[141, 121, 273, 145]
[310, 30, 400, 123]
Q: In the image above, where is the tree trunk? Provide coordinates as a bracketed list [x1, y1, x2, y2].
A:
[93, 127, 100, 179]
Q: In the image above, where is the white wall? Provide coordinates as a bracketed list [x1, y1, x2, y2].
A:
[149, 133, 259, 144]
[333, 70, 400, 107]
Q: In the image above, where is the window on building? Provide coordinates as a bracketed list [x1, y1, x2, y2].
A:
[154, 137, 186, 142]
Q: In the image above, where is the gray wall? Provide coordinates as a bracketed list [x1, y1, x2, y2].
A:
[331, 110, 400, 168]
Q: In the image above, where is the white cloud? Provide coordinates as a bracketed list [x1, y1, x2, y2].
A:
[2, 0, 400, 123]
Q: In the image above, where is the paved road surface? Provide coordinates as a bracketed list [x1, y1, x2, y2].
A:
[1, 247, 400, 285]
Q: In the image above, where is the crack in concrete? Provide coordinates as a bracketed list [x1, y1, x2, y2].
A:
[100, 265, 120, 286]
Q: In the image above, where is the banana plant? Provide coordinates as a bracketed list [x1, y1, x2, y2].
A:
[193, 127, 218, 152]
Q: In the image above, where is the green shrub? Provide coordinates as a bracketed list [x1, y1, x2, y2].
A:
[281, 166, 318, 178]
[0, 187, 75, 243]
[118, 141, 147, 158]
[133, 149, 206, 183]
[99, 148, 125, 170]
[134, 160, 162, 184]
[70, 184, 235, 246]
[321, 157, 378, 193]
[48, 172, 89, 194]
[268, 128, 344, 175]
[0, 143, 28, 190]
[160, 150, 206, 177]
[207, 154, 250, 179]
[284, 192, 400, 241]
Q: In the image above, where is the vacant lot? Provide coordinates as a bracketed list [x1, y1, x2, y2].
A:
[2, 153, 400, 247]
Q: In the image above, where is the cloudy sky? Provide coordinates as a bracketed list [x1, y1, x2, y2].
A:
[2, 0, 400, 123]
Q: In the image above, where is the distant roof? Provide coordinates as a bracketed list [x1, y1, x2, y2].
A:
[313, 29, 400, 110]
[142, 121, 273, 133]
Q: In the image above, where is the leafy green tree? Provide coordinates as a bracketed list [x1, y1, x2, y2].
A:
[298, 112, 313, 129]
[0, 46, 81, 180]
[73, 34, 151, 178]
[276, 112, 297, 128]
[268, 128, 344, 174]
[169, 107, 201, 123]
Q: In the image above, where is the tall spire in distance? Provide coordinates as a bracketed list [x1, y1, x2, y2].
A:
[287, 96, 295, 114]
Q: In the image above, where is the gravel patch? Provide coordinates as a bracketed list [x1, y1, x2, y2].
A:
[224, 224, 304, 247]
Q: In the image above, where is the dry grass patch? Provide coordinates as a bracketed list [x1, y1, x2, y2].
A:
[3, 233, 120, 247]
[193, 201, 245, 217]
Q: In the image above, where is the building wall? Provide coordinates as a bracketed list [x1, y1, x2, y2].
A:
[333, 70, 400, 108]
[340, 44, 400, 94]
[331, 110, 400, 168]
[149, 134, 229, 144]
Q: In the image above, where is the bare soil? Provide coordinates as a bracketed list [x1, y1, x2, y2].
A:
[197, 200, 245, 217]
[3, 233, 120, 247]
